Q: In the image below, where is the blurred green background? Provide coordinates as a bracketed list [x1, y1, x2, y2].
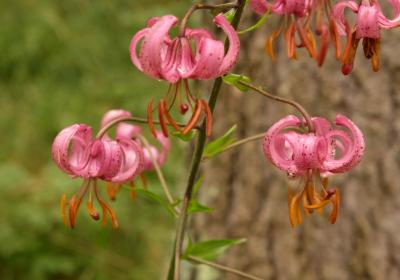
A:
[0, 0, 190, 279]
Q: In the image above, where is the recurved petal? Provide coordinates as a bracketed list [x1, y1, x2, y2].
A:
[312, 117, 332, 136]
[139, 15, 178, 80]
[289, 134, 327, 171]
[116, 123, 142, 139]
[130, 28, 149, 71]
[332, 1, 360, 36]
[185, 28, 213, 43]
[109, 139, 144, 183]
[377, 0, 400, 29]
[263, 115, 302, 175]
[182, 37, 224, 80]
[95, 140, 123, 178]
[323, 115, 365, 173]
[52, 124, 93, 176]
[214, 13, 240, 75]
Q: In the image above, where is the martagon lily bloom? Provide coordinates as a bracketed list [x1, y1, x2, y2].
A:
[52, 120, 144, 228]
[130, 13, 240, 137]
[263, 115, 365, 226]
[100, 109, 170, 200]
[332, 0, 400, 74]
[250, 0, 339, 66]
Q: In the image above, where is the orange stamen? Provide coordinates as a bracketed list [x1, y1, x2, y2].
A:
[285, 21, 297, 59]
[68, 195, 77, 228]
[200, 99, 212, 137]
[60, 194, 69, 227]
[158, 100, 169, 137]
[329, 18, 341, 59]
[161, 99, 183, 132]
[147, 99, 157, 137]
[329, 189, 340, 224]
[94, 184, 119, 229]
[296, 19, 317, 59]
[183, 100, 202, 135]
[317, 26, 330, 67]
[289, 191, 302, 227]
[140, 174, 148, 189]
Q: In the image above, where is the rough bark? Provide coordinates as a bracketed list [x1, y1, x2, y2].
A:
[192, 8, 400, 280]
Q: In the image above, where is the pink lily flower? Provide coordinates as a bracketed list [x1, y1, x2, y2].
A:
[100, 110, 171, 200]
[263, 115, 365, 226]
[332, 0, 400, 74]
[130, 13, 240, 137]
[250, 0, 338, 66]
[52, 122, 144, 228]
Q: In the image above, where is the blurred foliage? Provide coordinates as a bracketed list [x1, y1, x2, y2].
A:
[0, 0, 194, 279]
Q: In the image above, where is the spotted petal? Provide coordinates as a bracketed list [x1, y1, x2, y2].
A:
[52, 124, 93, 176]
[322, 115, 365, 173]
[108, 139, 144, 183]
[377, 0, 400, 29]
[263, 115, 302, 175]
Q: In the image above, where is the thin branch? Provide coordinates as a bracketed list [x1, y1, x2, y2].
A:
[237, 80, 315, 133]
[178, 2, 239, 36]
[187, 256, 265, 280]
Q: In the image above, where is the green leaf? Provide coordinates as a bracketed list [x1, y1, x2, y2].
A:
[204, 125, 237, 159]
[222, 73, 251, 92]
[172, 130, 195, 142]
[187, 200, 213, 214]
[223, 9, 236, 23]
[135, 189, 176, 217]
[183, 238, 246, 261]
[237, 9, 270, 35]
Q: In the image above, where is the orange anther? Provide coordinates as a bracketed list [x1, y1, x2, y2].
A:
[200, 100, 212, 137]
[147, 99, 157, 137]
[161, 99, 183, 132]
[183, 100, 202, 135]
[60, 194, 69, 227]
[158, 100, 169, 137]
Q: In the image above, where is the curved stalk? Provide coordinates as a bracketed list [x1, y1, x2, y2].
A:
[96, 116, 195, 139]
[237, 80, 315, 133]
[173, 1, 247, 279]
[178, 2, 239, 36]
[138, 135, 179, 216]
[187, 256, 265, 280]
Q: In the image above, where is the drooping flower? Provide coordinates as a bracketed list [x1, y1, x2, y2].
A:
[52, 121, 144, 228]
[263, 115, 365, 226]
[100, 110, 170, 200]
[332, 0, 400, 74]
[130, 13, 240, 137]
[250, 0, 338, 66]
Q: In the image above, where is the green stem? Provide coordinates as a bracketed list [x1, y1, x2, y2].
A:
[187, 256, 265, 280]
[173, 1, 247, 279]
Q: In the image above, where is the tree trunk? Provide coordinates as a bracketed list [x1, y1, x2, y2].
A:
[193, 7, 400, 280]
